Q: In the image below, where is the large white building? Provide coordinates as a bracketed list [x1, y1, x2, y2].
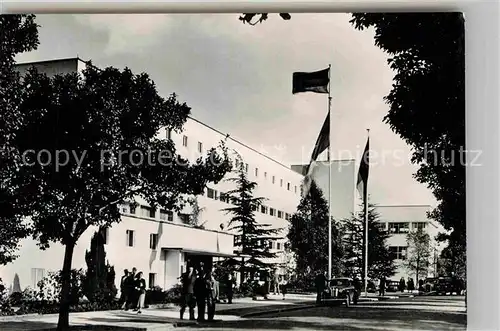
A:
[0, 57, 303, 292]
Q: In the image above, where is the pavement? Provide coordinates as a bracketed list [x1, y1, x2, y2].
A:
[0, 292, 453, 331]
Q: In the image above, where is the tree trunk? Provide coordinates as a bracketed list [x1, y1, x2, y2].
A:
[57, 240, 76, 331]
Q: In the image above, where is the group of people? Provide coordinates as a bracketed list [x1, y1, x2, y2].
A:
[119, 267, 147, 314]
[179, 262, 221, 322]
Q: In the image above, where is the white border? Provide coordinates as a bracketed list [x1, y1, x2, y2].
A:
[1, 1, 499, 330]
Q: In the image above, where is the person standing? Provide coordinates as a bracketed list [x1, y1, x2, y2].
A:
[206, 271, 219, 322]
[124, 267, 137, 310]
[226, 273, 234, 304]
[280, 277, 288, 300]
[135, 272, 147, 314]
[194, 266, 207, 321]
[273, 269, 280, 295]
[120, 269, 129, 309]
[180, 264, 197, 320]
[314, 271, 327, 304]
[378, 277, 386, 297]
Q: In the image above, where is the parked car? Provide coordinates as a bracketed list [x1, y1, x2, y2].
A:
[385, 280, 399, 292]
[322, 278, 360, 307]
[435, 276, 464, 295]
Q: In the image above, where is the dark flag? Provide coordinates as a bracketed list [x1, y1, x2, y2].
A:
[357, 136, 370, 202]
[302, 111, 330, 197]
[292, 68, 330, 94]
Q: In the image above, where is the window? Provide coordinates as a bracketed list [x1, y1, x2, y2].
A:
[251, 204, 257, 211]
[280, 179, 283, 187]
[99, 227, 109, 245]
[264, 172, 267, 179]
[219, 192, 229, 203]
[150, 233, 158, 249]
[148, 273, 156, 288]
[268, 241, 273, 249]
[160, 209, 174, 222]
[294, 186, 297, 193]
[245, 163, 249, 173]
[413, 222, 427, 230]
[375, 222, 387, 231]
[31, 268, 45, 288]
[272, 176, 275, 184]
[207, 188, 216, 199]
[261, 205, 268, 214]
[198, 142, 203, 153]
[255, 168, 258, 177]
[166, 129, 172, 140]
[179, 213, 190, 224]
[234, 235, 241, 246]
[120, 204, 128, 214]
[277, 211, 283, 219]
[126, 230, 135, 247]
[270, 208, 276, 216]
[182, 135, 188, 147]
[277, 242, 282, 250]
[140, 206, 155, 218]
[388, 222, 410, 234]
[287, 182, 291, 191]
[285, 213, 291, 220]
[129, 203, 137, 215]
[389, 246, 407, 260]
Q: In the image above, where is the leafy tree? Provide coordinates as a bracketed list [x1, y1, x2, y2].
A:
[82, 230, 117, 303]
[287, 181, 344, 282]
[7, 61, 231, 329]
[342, 201, 396, 281]
[0, 14, 39, 265]
[349, 13, 466, 277]
[437, 238, 466, 279]
[404, 228, 432, 285]
[222, 155, 279, 284]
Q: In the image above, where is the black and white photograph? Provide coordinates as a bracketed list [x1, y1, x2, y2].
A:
[0, 11, 466, 331]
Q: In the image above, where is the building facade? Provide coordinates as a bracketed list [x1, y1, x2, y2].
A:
[376, 205, 443, 282]
[0, 57, 303, 292]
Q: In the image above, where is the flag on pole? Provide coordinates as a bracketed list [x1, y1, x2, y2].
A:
[292, 68, 330, 94]
[301, 111, 330, 197]
[357, 136, 370, 202]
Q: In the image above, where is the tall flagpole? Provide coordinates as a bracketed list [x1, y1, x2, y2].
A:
[363, 128, 370, 297]
[327, 64, 332, 281]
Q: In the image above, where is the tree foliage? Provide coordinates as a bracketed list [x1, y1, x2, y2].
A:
[5, 45, 231, 329]
[349, 13, 466, 269]
[82, 230, 117, 303]
[0, 14, 39, 265]
[404, 228, 432, 284]
[187, 196, 207, 229]
[222, 155, 279, 282]
[342, 202, 396, 280]
[287, 181, 344, 280]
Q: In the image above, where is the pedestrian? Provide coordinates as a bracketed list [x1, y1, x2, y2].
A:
[180, 264, 197, 320]
[273, 269, 280, 295]
[124, 267, 137, 310]
[408, 277, 415, 292]
[378, 277, 386, 296]
[418, 279, 424, 293]
[120, 269, 129, 309]
[280, 277, 288, 300]
[226, 273, 234, 304]
[263, 270, 270, 300]
[399, 277, 406, 293]
[206, 271, 219, 322]
[352, 276, 361, 304]
[135, 272, 147, 314]
[194, 266, 207, 321]
[314, 271, 327, 304]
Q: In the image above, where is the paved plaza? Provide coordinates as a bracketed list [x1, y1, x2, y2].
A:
[0, 294, 465, 331]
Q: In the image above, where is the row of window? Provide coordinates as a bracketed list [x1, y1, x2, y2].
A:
[233, 236, 287, 251]
[120, 203, 191, 224]
[167, 129, 300, 195]
[383, 222, 428, 234]
[206, 187, 293, 221]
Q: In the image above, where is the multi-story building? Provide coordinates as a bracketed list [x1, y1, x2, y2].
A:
[0, 57, 303, 292]
[376, 204, 443, 281]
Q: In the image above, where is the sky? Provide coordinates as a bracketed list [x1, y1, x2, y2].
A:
[15, 13, 436, 207]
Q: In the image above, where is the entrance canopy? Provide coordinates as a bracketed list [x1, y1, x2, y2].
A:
[163, 247, 235, 258]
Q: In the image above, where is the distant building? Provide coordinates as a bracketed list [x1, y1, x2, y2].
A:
[376, 204, 443, 281]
